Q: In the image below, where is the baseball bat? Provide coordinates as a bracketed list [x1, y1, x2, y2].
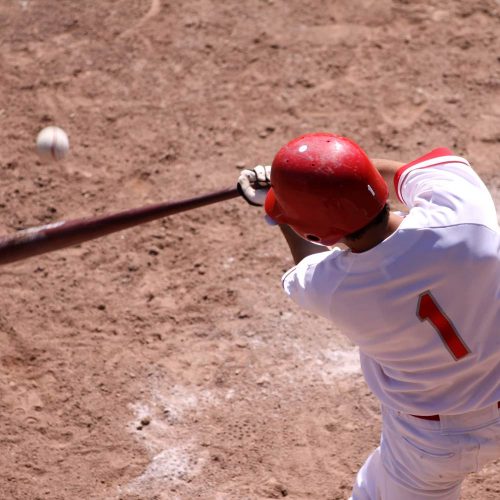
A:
[0, 186, 240, 266]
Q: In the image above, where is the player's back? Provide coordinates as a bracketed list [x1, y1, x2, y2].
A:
[329, 216, 499, 415]
[336, 150, 499, 414]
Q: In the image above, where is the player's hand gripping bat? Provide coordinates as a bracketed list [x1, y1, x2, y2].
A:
[0, 187, 239, 266]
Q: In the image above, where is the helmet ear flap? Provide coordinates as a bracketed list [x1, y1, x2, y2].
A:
[264, 188, 285, 224]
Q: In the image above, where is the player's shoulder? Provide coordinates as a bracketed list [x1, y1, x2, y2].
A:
[291, 246, 345, 271]
[282, 246, 345, 288]
[393, 147, 474, 203]
[281, 247, 347, 317]
[394, 148, 498, 230]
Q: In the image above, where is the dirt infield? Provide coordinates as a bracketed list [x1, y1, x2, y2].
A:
[0, 1, 499, 499]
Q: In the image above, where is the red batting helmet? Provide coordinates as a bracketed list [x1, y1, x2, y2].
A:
[264, 133, 388, 246]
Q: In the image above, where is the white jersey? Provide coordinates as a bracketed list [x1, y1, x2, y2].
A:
[282, 148, 500, 415]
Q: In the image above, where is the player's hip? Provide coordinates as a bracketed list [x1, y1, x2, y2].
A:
[380, 402, 500, 490]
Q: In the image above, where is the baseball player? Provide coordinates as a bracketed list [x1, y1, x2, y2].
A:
[237, 132, 500, 499]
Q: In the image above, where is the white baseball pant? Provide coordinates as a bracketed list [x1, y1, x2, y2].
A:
[350, 402, 500, 499]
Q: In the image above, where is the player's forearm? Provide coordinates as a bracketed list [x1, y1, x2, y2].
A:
[279, 224, 328, 265]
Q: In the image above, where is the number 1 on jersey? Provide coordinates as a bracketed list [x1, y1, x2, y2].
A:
[417, 291, 470, 360]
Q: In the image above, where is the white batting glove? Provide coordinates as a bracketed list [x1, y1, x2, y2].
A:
[237, 165, 272, 206]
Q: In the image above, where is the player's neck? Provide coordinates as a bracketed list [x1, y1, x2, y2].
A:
[346, 212, 404, 253]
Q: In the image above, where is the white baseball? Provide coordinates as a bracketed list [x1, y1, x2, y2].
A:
[36, 126, 70, 161]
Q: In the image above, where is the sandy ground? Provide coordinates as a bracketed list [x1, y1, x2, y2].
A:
[0, 1, 499, 499]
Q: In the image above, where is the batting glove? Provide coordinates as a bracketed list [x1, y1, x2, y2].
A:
[237, 165, 271, 206]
